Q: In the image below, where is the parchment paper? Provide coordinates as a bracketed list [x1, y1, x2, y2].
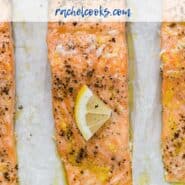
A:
[130, 23, 169, 185]
[13, 22, 172, 185]
[14, 23, 64, 185]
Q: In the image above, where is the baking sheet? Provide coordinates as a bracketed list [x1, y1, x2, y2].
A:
[13, 22, 174, 185]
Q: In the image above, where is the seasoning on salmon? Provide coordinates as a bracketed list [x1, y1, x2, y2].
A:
[47, 22, 132, 185]
[161, 23, 185, 183]
[0, 23, 18, 184]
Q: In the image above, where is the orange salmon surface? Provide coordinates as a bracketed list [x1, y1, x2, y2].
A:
[47, 22, 132, 185]
[0, 23, 18, 184]
[161, 23, 185, 183]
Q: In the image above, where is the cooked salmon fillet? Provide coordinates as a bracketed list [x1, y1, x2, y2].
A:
[47, 22, 132, 185]
[161, 23, 185, 183]
[0, 23, 18, 184]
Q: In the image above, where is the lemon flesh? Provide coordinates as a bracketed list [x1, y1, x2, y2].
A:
[75, 85, 112, 140]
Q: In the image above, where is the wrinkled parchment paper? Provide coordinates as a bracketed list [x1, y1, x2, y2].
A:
[14, 23, 65, 185]
[130, 23, 169, 185]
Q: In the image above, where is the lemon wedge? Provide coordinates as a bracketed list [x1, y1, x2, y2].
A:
[75, 85, 112, 140]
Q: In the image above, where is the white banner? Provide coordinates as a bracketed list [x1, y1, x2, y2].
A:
[0, 0, 185, 22]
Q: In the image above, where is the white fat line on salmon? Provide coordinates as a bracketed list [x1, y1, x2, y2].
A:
[96, 44, 106, 58]
[56, 44, 77, 55]
[165, 69, 185, 74]
[108, 29, 119, 36]
[85, 45, 96, 53]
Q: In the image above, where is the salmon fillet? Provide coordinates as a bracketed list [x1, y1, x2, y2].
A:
[0, 23, 18, 184]
[47, 22, 132, 185]
[161, 23, 185, 182]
